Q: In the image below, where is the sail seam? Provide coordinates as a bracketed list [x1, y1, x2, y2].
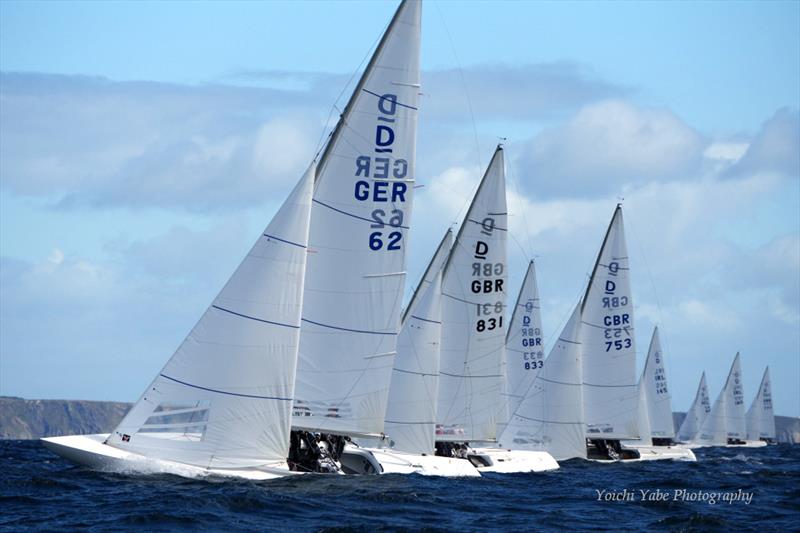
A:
[313, 199, 410, 229]
[211, 305, 300, 329]
[440, 371, 502, 378]
[361, 88, 418, 110]
[159, 374, 293, 401]
[301, 318, 396, 336]
[262, 233, 307, 249]
[409, 314, 441, 324]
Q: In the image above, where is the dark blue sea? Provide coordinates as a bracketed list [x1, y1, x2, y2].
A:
[1, 441, 798, 532]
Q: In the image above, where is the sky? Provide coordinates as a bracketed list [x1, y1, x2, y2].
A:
[1, 0, 798, 417]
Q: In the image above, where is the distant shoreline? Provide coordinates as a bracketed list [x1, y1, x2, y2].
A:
[2, 396, 798, 442]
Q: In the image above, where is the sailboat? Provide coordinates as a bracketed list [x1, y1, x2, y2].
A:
[499, 261, 546, 432]
[621, 327, 696, 461]
[350, 230, 480, 476]
[744, 367, 774, 445]
[433, 146, 558, 473]
[42, 165, 316, 479]
[676, 372, 711, 443]
[281, 0, 422, 475]
[579, 205, 641, 460]
[694, 353, 759, 448]
[498, 301, 588, 461]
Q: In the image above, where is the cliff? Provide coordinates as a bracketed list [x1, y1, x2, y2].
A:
[0, 396, 131, 439]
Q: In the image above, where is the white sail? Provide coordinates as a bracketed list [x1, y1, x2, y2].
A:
[746, 367, 775, 441]
[641, 327, 675, 439]
[383, 240, 447, 454]
[635, 379, 653, 446]
[501, 261, 545, 427]
[107, 165, 315, 468]
[498, 302, 587, 461]
[292, 0, 422, 436]
[676, 372, 710, 442]
[402, 229, 453, 324]
[697, 354, 744, 445]
[437, 146, 508, 442]
[581, 205, 639, 439]
[723, 352, 746, 440]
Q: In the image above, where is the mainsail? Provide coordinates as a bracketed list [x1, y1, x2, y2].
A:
[106, 165, 315, 469]
[383, 232, 451, 454]
[640, 327, 675, 439]
[634, 380, 653, 446]
[746, 367, 775, 441]
[499, 302, 587, 461]
[292, 0, 422, 436]
[698, 354, 744, 444]
[581, 205, 639, 439]
[676, 372, 710, 442]
[437, 146, 508, 442]
[501, 261, 545, 427]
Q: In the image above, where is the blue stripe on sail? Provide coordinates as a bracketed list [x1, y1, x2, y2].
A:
[211, 305, 300, 329]
[262, 233, 306, 249]
[301, 318, 396, 336]
[410, 314, 441, 325]
[160, 374, 293, 401]
[313, 199, 410, 229]
[361, 88, 418, 110]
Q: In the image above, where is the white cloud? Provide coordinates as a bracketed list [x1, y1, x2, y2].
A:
[516, 99, 707, 198]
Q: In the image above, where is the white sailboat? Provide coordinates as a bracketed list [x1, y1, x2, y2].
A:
[434, 146, 558, 473]
[284, 0, 422, 474]
[676, 372, 711, 443]
[498, 301, 588, 461]
[499, 261, 546, 432]
[356, 230, 480, 476]
[694, 353, 755, 447]
[622, 327, 696, 461]
[744, 367, 774, 446]
[580, 205, 642, 461]
[42, 165, 317, 479]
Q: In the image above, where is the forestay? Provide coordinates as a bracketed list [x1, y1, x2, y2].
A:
[500, 261, 545, 429]
[641, 327, 675, 439]
[107, 165, 315, 469]
[293, 0, 422, 436]
[746, 367, 775, 441]
[676, 372, 711, 442]
[498, 302, 587, 461]
[581, 205, 639, 439]
[437, 146, 508, 442]
[383, 234, 450, 454]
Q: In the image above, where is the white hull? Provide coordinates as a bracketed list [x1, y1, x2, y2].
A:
[342, 445, 480, 477]
[625, 445, 697, 462]
[469, 448, 560, 473]
[41, 434, 296, 480]
[683, 440, 768, 449]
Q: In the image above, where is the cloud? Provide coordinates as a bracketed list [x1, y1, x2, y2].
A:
[726, 107, 800, 179]
[515, 99, 708, 198]
[0, 66, 627, 211]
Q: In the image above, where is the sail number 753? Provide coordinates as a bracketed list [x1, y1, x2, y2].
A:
[605, 338, 632, 351]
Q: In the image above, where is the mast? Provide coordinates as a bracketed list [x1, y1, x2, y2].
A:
[316, 0, 416, 181]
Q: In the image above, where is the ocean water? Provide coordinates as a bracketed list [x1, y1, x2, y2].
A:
[1, 441, 798, 532]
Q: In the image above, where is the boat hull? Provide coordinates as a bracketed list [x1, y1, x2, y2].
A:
[41, 434, 295, 480]
[468, 448, 560, 473]
[342, 445, 480, 477]
[625, 445, 697, 462]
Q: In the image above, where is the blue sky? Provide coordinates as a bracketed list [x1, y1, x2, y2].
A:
[1, 0, 798, 417]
